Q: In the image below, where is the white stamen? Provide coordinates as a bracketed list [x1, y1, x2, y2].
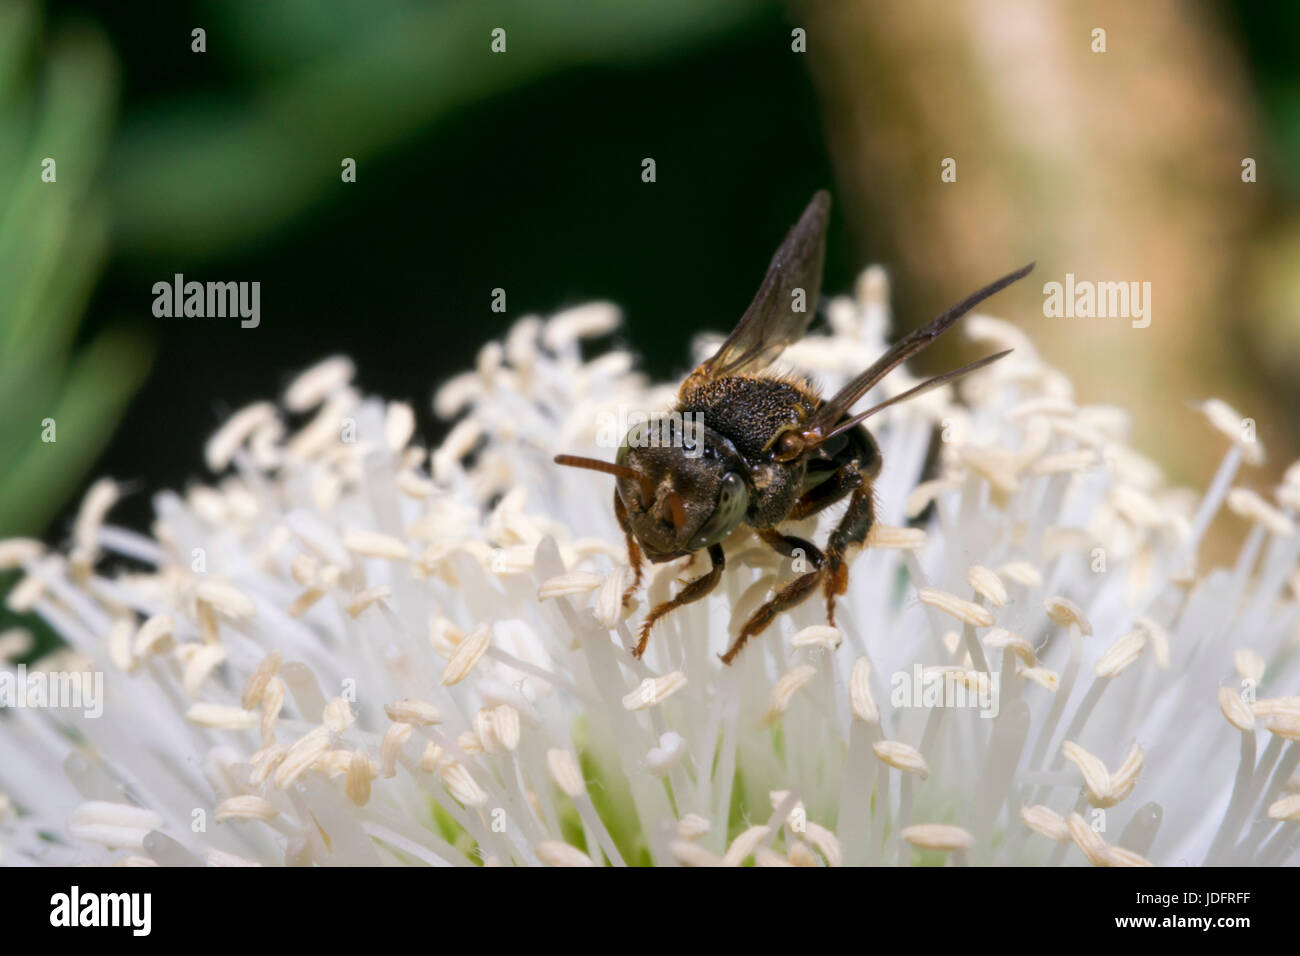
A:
[241, 651, 282, 710]
[873, 740, 928, 778]
[186, 703, 259, 730]
[760, 665, 818, 728]
[900, 823, 973, 852]
[722, 825, 770, 866]
[1094, 630, 1147, 679]
[547, 749, 586, 798]
[1044, 596, 1091, 635]
[867, 526, 927, 550]
[195, 580, 257, 622]
[1218, 688, 1256, 732]
[536, 841, 597, 867]
[343, 530, 411, 561]
[919, 588, 995, 627]
[538, 571, 604, 600]
[622, 671, 687, 711]
[285, 356, 355, 412]
[440, 624, 491, 685]
[966, 565, 1007, 607]
[1020, 804, 1069, 842]
[384, 699, 443, 726]
[849, 657, 879, 724]
[206, 402, 277, 472]
[215, 796, 278, 822]
[346, 585, 392, 618]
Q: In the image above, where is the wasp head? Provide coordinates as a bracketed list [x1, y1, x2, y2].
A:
[615, 418, 750, 560]
[555, 418, 750, 562]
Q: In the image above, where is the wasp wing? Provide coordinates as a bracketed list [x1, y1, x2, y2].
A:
[685, 191, 831, 389]
[802, 262, 1034, 439]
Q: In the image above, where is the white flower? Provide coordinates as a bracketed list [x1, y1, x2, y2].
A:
[2, 267, 1298, 867]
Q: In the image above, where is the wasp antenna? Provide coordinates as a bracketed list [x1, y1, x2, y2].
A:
[819, 349, 1014, 444]
[809, 264, 1032, 438]
[554, 454, 630, 477]
[554, 454, 655, 506]
[905, 262, 1034, 356]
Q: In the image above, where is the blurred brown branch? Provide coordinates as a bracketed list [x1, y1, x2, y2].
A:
[798, 0, 1290, 553]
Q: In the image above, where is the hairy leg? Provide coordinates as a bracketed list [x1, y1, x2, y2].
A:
[823, 487, 875, 625]
[788, 462, 863, 521]
[788, 459, 875, 626]
[721, 529, 825, 664]
[721, 475, 875, 662]
[635, 543, 725, 659]
[754, 527, 825, 570]
[614, 491, 643, 606]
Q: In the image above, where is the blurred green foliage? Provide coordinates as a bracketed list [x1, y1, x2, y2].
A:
[109, 0, 762, 259]
[3, 0, 773, 541]
[0, 1, 150, 537]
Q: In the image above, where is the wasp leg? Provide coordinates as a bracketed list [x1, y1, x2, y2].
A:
[822, 487, 875, 626]
[613, 491, 643, 606]
[635, 543, 725, 659]
[790, 438, 878, 626]
[755, 528, 825, 570]
[788, 462, 863, 521]
[720, 529, 826, 664]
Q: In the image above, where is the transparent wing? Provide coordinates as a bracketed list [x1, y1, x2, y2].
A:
[687, 191, 831, 386]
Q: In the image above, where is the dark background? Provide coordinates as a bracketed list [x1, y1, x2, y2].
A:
[42, 0, 851, 536]
[13, 0, 1300, 550]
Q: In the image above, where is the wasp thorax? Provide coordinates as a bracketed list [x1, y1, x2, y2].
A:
[615, 418, 750, 560]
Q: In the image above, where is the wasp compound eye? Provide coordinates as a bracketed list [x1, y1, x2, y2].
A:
[687, 472, 749, 551]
